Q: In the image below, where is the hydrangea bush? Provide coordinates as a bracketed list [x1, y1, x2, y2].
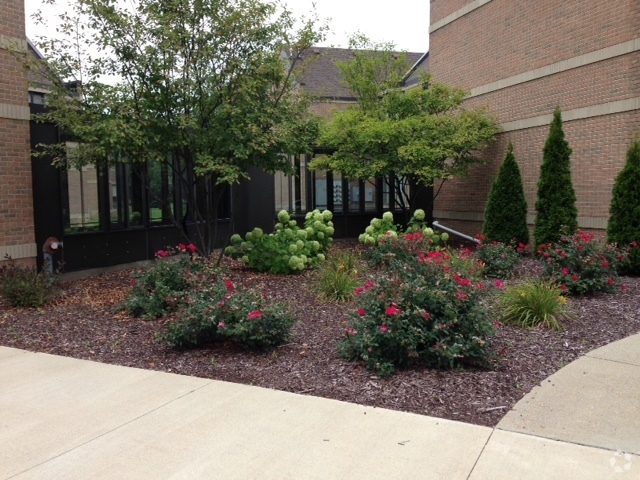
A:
[537, 230, 625, 295]
[225, 209, 333, 274]
[340, 249, 494, 376]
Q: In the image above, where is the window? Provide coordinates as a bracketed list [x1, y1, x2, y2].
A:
[109, 163, 144, 229]
[63, 164, 101, 233]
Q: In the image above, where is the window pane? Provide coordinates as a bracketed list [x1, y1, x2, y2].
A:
[364, 178, 377, 212]
[314, 169, 328, 210]
[395, 176, 410, 211]
[383, 176, 391, 210]
[65, 164, 100, 233]
[149, 161, 175, 224]
[274, 170, 291, 212]
[332, 172, 343, 213]
[347, 178, 360, 213]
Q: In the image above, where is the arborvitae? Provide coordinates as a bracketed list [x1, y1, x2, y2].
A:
[534, 108, 578, 249]
[607, 141, 640, 274]
[482, 142, 529, 245]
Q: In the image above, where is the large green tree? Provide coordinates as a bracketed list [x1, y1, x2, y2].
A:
[28, 0, 326, 254]
[534, 108, 578, 249]
[607, 140, 640, 274]
[482, 142, 529, 245]
[310, 36, 499, 217]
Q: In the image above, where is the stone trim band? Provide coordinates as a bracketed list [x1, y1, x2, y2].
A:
[470, 38, 640, 98]
[0, 243, 37, 261]
[0, 102, 30, 121]
[429, 0, 494, 33]
[501, 97, 640, 132]
[434, 210, 608, 230]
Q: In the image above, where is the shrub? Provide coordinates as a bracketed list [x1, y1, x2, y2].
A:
[475, 241, 520, 278]
[358, 211, 399, 246]
[315, 250, 361, 302]
[220, 299, 296, 350]
[364, 229, 448, 269]
[224, 209, 332, 274]
[499, 280, 570, 330]
[123, 257, 191, 319]
[537, 230, 624, 295]
[0, 256, 57, 308]
[483, 143, 529, 245]
[157, 275, 295, 350]
[339, 249, 493, 376]
[534, 108, 578, 249]
[607, 141, 640, 275]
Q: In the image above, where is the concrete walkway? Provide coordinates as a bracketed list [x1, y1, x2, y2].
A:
[1, 334, 639, 479]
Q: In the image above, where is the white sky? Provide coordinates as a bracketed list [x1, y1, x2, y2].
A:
[24, 0, 430, 53]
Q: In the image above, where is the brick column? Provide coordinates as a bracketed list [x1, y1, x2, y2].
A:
[0, 0, 36, 264]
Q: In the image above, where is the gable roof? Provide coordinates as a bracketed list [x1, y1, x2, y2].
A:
[297, 47, 428, 101]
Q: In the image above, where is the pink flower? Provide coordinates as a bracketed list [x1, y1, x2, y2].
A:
[385, 306, 401, 316]
[178, 243, 187, 251]
[247, 310, 262, 320]
[379, 325, 389, 333]
[455, 292, 468, 300]
[621, 285, 627, 292]
[423, 311, 431, 320]
[571, 275, 579, 281]
[631, 241, 638, 248]
[217, 322, 226, 329]
[354, 287, 364, 295]
[186, 243, 197, 253]
[562, 268, 570, 276]
[346, 328, 358, 335]
[602, 261, 609, 268]
[357, 308, 366, 316]
[561, 285, 567, 291]
[492, 321, 501, 327]
[155, 250, 169, 258]
[225, 280, 235, 291]
[130, 279, 136, 286]
[607, 277, 615, 285]
[364, 280, 375, 290]
[454, 274, 472, 287]
[494, 280, 504, 290]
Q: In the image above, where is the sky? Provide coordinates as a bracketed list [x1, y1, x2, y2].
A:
[24, 0, 430, 53]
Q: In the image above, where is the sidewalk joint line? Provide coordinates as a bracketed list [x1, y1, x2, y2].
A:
[466, 428, 495, 480]
[6, 379, 217, 480]
[583, 355, 640, 368]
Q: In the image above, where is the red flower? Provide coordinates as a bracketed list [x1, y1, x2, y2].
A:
[217, 322, 226, 329]
[385, 306, 401, 316]
[423, 311, 431, 320]
[454, 274, 472, 287]
[225, 280, 235, 291]
[621, 285, 627, 292]
[562, 268, 570, 276]
[571, 275, 579, 281]
[357, 308, 366, 316]
[354, 287, 364, 295]
[455, 292, 468, 300]
[155, 250, 169, 258]
[631, 241, 638, 248]
[247, 310, 262, 320]
[561, 285, 568, 291]
[607, 278, 615, 285]
[379, 325, 389, 333]
[186, 243, 197, 253]
[178, 243, 186, 251]
[602, 261, 609, 268]
[494, 280, 504, 290]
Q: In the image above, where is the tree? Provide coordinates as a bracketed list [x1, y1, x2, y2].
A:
[607, 140, 640, 274]
[534, 107, 578, 249]
[310, 36, 499, 218]
[27, 0, 326, 254]
[482, 142, 529, 245]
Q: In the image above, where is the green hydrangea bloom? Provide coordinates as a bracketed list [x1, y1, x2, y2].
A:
[441, 232, 449, 242]
[423, 227, 434, 237]
[252, 227, 263, 239]
[413, 209, 425, 221]
[322, 210, 333, 221]
[297, 229, 308, 240]
[278, 210, 290, 223]
[230, 234, 242, 245]
[289, 244, 298, 254]
[382, 212, 394, 222]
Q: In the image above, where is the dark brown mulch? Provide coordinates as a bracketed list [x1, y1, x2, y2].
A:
[1, 241, 639, 427]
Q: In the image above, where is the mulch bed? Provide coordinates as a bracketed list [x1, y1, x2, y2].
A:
[1, 240, 639, 427]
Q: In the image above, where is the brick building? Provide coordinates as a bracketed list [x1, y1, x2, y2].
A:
[429, 0, 640, 238]
[0, 0, 35, 264]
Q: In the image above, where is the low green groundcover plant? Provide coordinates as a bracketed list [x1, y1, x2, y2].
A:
[339, 249, 494, 376]
[499, 280, 570, 330]
[315, 250, 361, 302]
[0, 255, 57, 308]
[225, 209, 333, 274]
[537, 230, 625, 295]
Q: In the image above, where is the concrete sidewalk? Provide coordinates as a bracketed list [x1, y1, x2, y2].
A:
[1, 335, 639, 479]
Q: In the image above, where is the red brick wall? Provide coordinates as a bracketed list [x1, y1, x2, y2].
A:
[0, 0, 35, 261]
[429, 0, 640, 237]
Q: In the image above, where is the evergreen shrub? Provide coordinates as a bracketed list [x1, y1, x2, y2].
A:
[482, 143, 529, 245]
[534, 108, 578, 249]
[607, 141, 640, 274]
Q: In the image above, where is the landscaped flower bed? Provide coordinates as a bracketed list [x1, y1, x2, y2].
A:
[1, 239, 639, 427]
